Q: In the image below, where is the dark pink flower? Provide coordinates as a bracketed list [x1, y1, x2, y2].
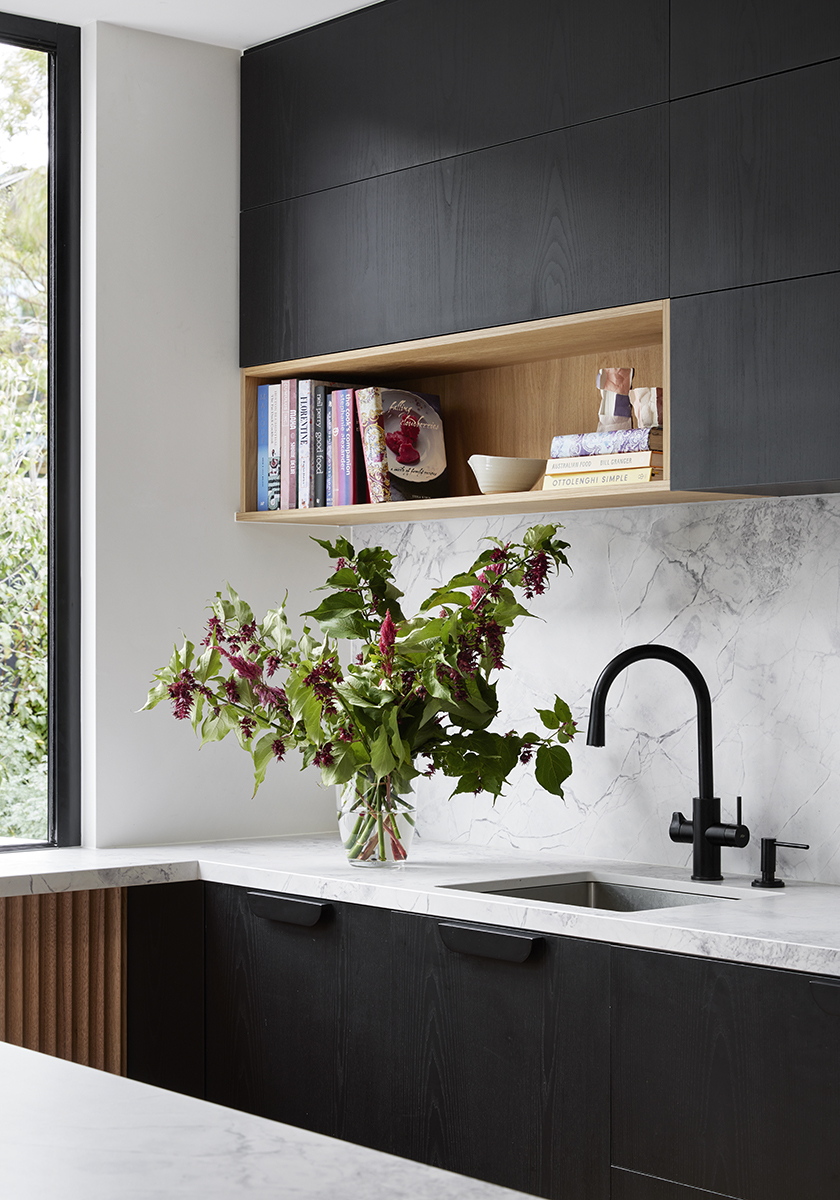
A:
[254, 683, 289, 714]
[240, 716, 256, 740]
[202, 615, 225, 646]
[313, 742, 334, 768]
[168, 670, 196, 720]
[303, 656, 343, 714]
[264, 654, 281, 677]
[226, 653, 262, 681]
[379, 611, 396, 675]
[271, 739, 286, 762]
[225, 678, 239, 704]
[522, 551, 549, 599]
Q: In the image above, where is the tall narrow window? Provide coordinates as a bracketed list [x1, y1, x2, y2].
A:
[0, 13, 80, 848]
[1, 42, 49, 843]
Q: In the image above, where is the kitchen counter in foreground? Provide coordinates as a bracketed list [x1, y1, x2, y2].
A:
[0, 833, 839, 975]
[0, 1041, 533, 1200]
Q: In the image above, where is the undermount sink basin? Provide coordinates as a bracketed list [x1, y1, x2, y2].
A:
[442, 872, 741, 913]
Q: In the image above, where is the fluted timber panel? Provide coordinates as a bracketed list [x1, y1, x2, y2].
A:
[0, 889, 124, 1074]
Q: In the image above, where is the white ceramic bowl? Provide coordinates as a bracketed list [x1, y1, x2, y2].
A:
[468, 454, 547, 495]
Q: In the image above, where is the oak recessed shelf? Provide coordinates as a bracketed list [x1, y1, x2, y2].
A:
[237, 300, 735, 526]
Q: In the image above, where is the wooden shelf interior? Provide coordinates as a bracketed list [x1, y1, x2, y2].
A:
[240, 301, 668, 514]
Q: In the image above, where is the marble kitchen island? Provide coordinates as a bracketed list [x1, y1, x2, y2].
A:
[0, 1040, 535, 1199]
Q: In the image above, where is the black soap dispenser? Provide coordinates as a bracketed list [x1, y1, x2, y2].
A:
[752, 837, 810, 888]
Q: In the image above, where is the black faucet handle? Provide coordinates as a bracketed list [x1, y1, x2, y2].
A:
[705, 794, 750, 849]
[752, 837, 810, 889]
[670, 811, 693, 843]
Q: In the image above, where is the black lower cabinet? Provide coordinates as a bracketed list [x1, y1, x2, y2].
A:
[204, 882, 395, 1151]
[612, 1166, 739, 1198]
[612, 947, 840, 1200]
[203, 885, 610, 1200]
[128, 882, 840, 1200]
[125, 881, 205, 1098]
[388, 914, 610, 1200]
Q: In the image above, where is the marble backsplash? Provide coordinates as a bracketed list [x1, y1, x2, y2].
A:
[353, 494, 840, 885]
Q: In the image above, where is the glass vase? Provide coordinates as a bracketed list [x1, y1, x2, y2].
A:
[338, 770, 415, 866]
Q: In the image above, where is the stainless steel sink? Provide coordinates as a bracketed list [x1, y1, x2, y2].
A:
[487, 879, 734, 912]
[442, 873, 740, 912]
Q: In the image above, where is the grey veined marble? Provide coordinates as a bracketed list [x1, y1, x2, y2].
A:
[0, 1041, 534, 1200]
[353, 494, 840, 885]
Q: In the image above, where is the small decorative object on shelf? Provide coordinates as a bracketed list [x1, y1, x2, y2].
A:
[596, 366, 634, 433]
[468, 454, 547, 494]
[143, 526, 577, 866]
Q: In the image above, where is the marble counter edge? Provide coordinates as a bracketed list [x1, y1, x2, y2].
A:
[0, 1042, 535, 1200]
[0, 835, 838, 977]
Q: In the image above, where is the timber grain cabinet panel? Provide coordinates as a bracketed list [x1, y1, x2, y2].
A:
[239, 104, 667, 368]
[202, 884, 610, 1200]
[612, 946, 840, 1199]
[203, 882, 395, 1149]
[241, 0, 668, 208]
[669, 275, 840, 493]
[387, 911, 610, 1200]
[0, 888, 124, 1074]
[670, 0, 840, 96]
[670, 61, 840, 297]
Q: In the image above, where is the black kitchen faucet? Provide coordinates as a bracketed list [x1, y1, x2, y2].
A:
[586, 644, 750, 882]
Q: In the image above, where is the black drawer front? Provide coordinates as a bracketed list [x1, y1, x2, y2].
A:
[612, 946, 840, 1199]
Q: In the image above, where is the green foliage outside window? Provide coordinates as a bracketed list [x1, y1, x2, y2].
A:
[0, 45, 48, 839]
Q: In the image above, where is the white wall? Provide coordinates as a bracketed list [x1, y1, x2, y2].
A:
[81, 22, 335, 846]
[354, 495, 840, 885]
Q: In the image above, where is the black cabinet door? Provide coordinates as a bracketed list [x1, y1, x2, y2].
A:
[389, 914, 610, 1200]
[612, 947, 840, 1199]
[671, 62, 840, 297]
[240, 104, 667, 365]
[242, 0, 668, 208]
[204, 882, 396, 1151]
[125, 881, 205, 1099]
[612, 1167, 737, 1199]
[670, 276, 840, 493]
[670, 0, 840, 97]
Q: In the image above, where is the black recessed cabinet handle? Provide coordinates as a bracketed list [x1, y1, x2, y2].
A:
[810, 979, 840, 1017]
[246, 891, 331, 927]
[437, 921, 543, 963]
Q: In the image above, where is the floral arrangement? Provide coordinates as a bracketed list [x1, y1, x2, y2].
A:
[143, 524, 576, 863]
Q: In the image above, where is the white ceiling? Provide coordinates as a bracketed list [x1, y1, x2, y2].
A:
[1, 0, 381, 50]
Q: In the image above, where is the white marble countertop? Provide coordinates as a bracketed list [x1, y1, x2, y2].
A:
[0, 1041, 534, 1199]
[1, 833, 840, 975]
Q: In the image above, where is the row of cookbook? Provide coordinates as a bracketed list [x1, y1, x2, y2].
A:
[256, 380, 449, 511]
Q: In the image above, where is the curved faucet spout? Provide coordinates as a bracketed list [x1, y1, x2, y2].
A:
[585, 644, 744, 882]
[586, 644, 714, 799]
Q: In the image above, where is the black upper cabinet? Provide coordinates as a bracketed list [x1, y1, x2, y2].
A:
[240, 104, 667, 365]
[670, 276, 840, 493]
[671, 0, 840, 97]
[670, 61, 840, 297]
[241, 0, 668, 208]
[612, 946, 840, 1199]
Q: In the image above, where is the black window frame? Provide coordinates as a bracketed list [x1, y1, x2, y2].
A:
[0, 11, 81, 848]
